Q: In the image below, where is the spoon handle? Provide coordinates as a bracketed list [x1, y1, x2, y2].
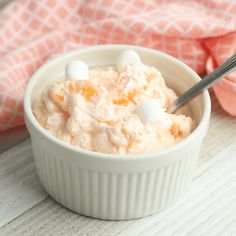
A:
[168, 54, 236, 114]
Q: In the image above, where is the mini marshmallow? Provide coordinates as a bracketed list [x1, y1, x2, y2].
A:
[116, 50, 141, 72]
[65, 60, 89, 81]
[136, 99, 169, 125]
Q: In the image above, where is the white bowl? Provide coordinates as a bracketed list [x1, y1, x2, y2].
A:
[24, 45, 211, 220]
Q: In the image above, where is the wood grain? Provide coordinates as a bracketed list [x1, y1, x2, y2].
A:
[0, 198, 135, 236]
[0, 140, 47, 228]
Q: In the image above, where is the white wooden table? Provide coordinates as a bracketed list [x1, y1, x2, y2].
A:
[0, 95, 235, 236]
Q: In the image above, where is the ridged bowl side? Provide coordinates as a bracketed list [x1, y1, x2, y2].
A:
[32, 139, 198, 220]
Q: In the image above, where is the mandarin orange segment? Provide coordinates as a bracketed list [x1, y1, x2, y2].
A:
[128, 90, 137, 100]
[99, 119, 116, 126]
[80, 86, 97, 100]
[65, 81, 97, 100]
[113, 98, 128, 105]
[113, 89, 137, 105]
[55, 94, 64, 102]
[170, 123, 183, 138]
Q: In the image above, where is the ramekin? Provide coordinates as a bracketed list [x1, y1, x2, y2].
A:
[24, 45, 211, 220]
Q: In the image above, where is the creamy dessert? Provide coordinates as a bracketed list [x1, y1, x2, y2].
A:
[33, 50, 194, 154]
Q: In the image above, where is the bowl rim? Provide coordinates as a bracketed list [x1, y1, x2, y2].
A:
[24, 44, 211, 160]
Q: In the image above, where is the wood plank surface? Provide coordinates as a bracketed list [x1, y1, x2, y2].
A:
[0, 140, 48, 228]
[0, 198, 135, 236]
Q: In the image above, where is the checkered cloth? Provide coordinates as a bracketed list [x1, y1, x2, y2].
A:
[0, 0, 236, 131]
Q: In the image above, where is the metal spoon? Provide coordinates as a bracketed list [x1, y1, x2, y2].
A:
[167, 54, 236, 114]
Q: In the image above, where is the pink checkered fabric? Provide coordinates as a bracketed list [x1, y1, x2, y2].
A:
[1, 0, 236, 131]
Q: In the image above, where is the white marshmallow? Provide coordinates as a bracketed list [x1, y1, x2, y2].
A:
[116, 50, 141, 72]
[65, 60, 89, 81]
[136, 99, 169, 125]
